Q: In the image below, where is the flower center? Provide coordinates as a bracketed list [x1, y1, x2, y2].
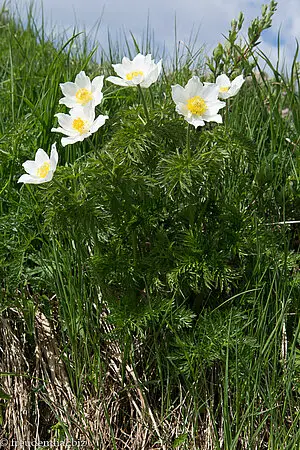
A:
[219, 86, 230, 93]
[72, 117, 88, 134]
[187, 96, 207, 115]
[75, 88, 93, 105]
[36, 162, 50, 178]
[126, 71, 144, 81]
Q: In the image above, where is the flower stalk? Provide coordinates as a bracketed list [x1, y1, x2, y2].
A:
[138, 85, 150, 123]
[186, 123, 191, 159]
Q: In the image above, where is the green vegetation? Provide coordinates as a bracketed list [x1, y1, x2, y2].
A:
[0, 1, 299, 448]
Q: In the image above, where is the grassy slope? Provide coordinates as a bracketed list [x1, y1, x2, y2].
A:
[0, 4, 300, 449]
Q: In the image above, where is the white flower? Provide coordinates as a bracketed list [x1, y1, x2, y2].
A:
[51, 106, 109, 147]
[18, 143, 58, 184]
[214, 74, 244, 99]
[59, 71, 104, 108]
[171, 76, 226, 128]
[106, 53, 162, 88]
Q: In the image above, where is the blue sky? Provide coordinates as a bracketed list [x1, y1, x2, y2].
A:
[9, 0, 300, 70]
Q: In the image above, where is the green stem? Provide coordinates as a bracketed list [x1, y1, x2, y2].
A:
[88, 137, 97, 153]
[25, 183, 38, 204]
[137, 85, 150, 123]
[52, 177, 75, 200]
[186, 123, 193, 228]
[149, 86, 155, 108]
[186, 123, 191, 158]
[225, 100, 230, 125]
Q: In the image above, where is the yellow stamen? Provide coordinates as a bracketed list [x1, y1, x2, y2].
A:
[72, 117, 88, 134]
[126, 70, 144, 81]
[219, 86, 229, 93]
[75, 88, 93, 105]
[37, 162, 50, 178]
[187, 96, 207, 116]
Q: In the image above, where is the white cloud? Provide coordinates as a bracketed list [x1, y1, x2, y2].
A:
[10, 0, 300, 69]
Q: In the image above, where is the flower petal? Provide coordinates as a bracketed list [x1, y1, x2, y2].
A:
[91, 75, 104, 92]
[232, 74, 244, 88]
[22, 160, 37, 176]
[204, 100, 226, 116]
[171, 84, 189, 104]
[50, 143, 58, 171]
[55, 113, 75, 132]
[35, 149, 49, 166]
[228, 75, 244, 97]
[144, 54, 152, 65]
[69, 105, 95, 123]
[186, 116, 205, 128]
[106, 76, 129, 87]
[175, 103, 189, 116]
[112, 63, 128, 78]
[185, 76, 203, 98]
[82, 105, 96, 122]
[218, 91, 230, 100]
[18, 174, 47, 184]
[121, 57, 132, 70]
[204, 113, 223, 123]
[60, 82, 77, 97]
[131, 53, 147, 71]
[18, 174, 38, 184]
[216, 74, 231, 88]
[140, 61, 161, 88]
[59, 97, 78, 108]
[51, 126, 77, 137]
[61, 134, 89, 147]
[43, 171, 54, 183]
[75, 71, 91, 90]
[129, 74, 144, 85]
[93, 91, 103, 107]
[90, 115, 109, 133]
[202, 84, 220, 102]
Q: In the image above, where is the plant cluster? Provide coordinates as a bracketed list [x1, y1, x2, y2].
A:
[0, 1, 300, 448]
[18, 53, 244, 183]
